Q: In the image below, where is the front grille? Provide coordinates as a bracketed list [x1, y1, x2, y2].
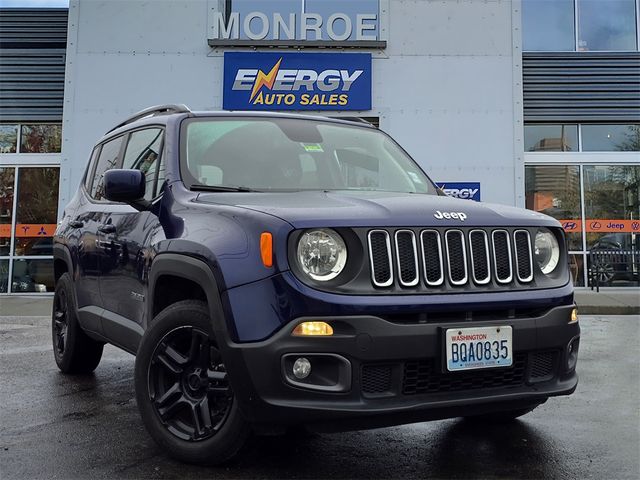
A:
[368, 230, 393, 287]
[361, 364, 393, 395]
[368, 228, 534, 290]
[403, 353, 527, 395]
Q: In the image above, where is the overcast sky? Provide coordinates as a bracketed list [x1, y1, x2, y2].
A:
[0, 0, 69, 7]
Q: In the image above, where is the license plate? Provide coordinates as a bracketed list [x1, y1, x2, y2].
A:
[445, 326, 512, 371]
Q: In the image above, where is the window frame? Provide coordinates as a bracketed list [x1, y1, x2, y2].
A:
[86, 134, 128, 204]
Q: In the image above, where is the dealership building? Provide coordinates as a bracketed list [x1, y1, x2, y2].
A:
[0, 0, 638, 294]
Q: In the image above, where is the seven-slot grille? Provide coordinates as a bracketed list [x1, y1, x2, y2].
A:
[368, 228, 535, 289]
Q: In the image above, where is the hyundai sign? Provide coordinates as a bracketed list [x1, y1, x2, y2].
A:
[223, 52, 372, 111]
[437, 182, 481, 201]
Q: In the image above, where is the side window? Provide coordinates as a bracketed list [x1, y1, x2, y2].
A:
[122, 128, 163, 201]
[91, 136, 123, 201]
[83, 147, 100, 191]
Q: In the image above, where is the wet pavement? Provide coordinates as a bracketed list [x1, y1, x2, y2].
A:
[1, 314, 638, 479]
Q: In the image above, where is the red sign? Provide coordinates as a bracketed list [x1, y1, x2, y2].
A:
[559, 220, 639, 233]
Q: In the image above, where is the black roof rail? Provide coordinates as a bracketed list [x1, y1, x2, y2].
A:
[338, 117, 377, 127]
[106, 104, 191, 134]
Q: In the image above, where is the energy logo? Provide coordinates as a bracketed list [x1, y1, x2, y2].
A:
[232, 57, 364, 107]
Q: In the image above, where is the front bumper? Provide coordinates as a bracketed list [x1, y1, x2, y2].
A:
[220, 289, 580, 430]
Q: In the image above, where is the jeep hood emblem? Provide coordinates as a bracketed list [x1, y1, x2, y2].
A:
[434, 210, 467, 221]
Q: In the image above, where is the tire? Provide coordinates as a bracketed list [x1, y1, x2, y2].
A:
[134, 300, 249, 465]
[52, 272, 104, 373]
[464, 404, 540, 424]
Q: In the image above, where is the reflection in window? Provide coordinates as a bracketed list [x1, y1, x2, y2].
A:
[525, 165, 582, 250]
[0, 125, 18, 154]
[524, 124, 579, 152]
[584, 165, 640, 249]
[523, 0, 575, 51]
[0, 168, 15, 256]
[123, 128, 163, 201]
[91, 137, 123, 201]
[20, 124, 62, 153]
[14, 167, 60, 256]
[569, 253, 585, 286]
[582, 124, 640, 151]
[11, 258, 53, 292]
[578, 0, 637, 51]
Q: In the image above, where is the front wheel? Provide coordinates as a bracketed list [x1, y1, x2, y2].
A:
[134, 300, 249, 465]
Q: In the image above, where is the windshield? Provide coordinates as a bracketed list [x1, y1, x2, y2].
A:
[180, 117, 437, 194]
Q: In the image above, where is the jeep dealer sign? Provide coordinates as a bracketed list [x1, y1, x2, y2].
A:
[223, 52, 372, 111]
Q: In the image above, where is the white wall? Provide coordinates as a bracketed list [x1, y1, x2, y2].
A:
[60, 0, 523, 211]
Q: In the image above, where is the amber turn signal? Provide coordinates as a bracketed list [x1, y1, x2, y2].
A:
[569, 308, 578, 324]
[292, 321, 334, 336]
[260, 232, 273, 267]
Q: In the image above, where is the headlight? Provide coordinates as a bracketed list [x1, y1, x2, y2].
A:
[297, 229, 347, 281]
[534, 228, 560, 274]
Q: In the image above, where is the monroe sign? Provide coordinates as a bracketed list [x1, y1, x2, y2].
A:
[208, 1, 382, 46]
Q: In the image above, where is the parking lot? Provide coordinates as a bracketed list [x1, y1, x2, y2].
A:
[1, 314, 638, 479]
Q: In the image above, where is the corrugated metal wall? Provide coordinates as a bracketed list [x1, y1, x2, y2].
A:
[523, 52, 640, 123]
[0, 8, 68, 122]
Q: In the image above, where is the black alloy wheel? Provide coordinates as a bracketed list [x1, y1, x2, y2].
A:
[148, 326, 233, 442]
[134, 300, 249, 465]
[53, 288, 69, 359]
[51, 272, 104, 373]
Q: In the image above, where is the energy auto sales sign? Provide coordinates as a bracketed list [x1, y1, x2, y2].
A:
[223, 52, 372, 111]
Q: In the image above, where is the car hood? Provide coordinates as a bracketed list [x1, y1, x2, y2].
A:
[194, 190, 559, 229]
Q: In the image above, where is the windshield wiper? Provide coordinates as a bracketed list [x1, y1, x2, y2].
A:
[190, 184, 258, 193]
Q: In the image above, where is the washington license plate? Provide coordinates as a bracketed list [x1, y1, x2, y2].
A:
[445, 326, 513, 371]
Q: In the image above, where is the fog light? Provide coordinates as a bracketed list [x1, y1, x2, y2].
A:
[292, 357, 311, 379]
[569, 308, 578, 324]
[292, 321, 334, 336]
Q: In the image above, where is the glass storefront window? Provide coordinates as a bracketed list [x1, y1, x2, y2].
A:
[0, 125, 18, 154]
[0, 168, 15, 257]
[13, 167, 60, 256]
[524, 125, 579, 152]
[582, 124, 640, 152]
[0, 259, 8, 293]
[525, 165, 583, 250]
[577, 0, 638, 51]
[569, 253, 585, 287]
[583, 165, 640, 250]
[20, 124, 62, 153]
[523, 0, 576, 51]
[11, 258, 53, 293]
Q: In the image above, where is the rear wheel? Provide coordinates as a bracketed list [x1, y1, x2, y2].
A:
[52, 272, 104, 373]
[134, 300, 249, 465]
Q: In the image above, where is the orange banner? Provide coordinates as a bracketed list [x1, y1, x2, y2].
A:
[559, 220, 640, 233]
[14, 224, 57, 237]
[0, 224, 10, 237]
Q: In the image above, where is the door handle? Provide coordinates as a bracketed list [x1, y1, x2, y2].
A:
[69, 220, 84, 228]
[98, 224, 116, 234]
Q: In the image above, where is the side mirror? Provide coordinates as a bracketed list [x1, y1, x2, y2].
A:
[104, 169, 148, 209]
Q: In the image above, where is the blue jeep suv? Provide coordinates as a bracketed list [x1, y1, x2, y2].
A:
[53, 105, 580, 464]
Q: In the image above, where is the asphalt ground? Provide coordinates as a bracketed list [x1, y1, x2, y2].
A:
[0, 314, 638, 480]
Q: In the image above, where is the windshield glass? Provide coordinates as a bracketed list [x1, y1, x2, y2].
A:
[181, 117, 437, 194]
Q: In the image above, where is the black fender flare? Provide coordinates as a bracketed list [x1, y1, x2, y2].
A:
[52, 243, 74, 281]
[147, 253, 232, 343]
